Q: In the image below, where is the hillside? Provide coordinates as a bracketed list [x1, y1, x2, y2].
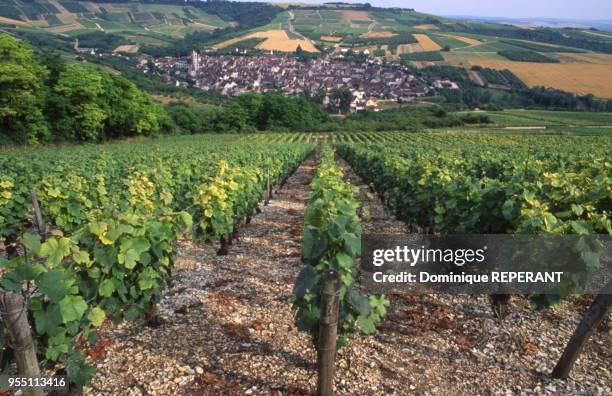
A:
[2, 1, 612, 98]
[0, 0, 230, 48]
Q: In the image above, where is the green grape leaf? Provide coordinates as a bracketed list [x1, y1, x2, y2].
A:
[22, 233, 41, 254]
[98, 279, 115, 297]
[64, 351, 95, 388]
[118, 248, 140, 269]
[342, 232, 360, 256]
[40, 237, 72, 266]
[36, 270, 70, 302]
[58, 295, 88, 323]
[89, 221, 108, 236]
[357, 315, 376, 335]
[73, 250, 90, 265]
[294, 265, 319, 298]
[87, 307, 106, 327]
[347, 290, 371, 316]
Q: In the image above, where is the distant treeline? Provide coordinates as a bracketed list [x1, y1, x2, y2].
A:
[287, 2, 415, 11]
[168, 93, 330, 134]
[317, 106, 491, 132]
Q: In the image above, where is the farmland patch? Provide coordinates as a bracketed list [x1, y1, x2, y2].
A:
[113, 44, 139, 53]
[553, 52, 612, 64]
[413, 33, 442, 51]
[414, 24, 438, 30]
[341, 10, 371, 22]
[439, 34, 482, 46]
[320, 35, 342, 42]
[215, 29, 319, 53]
[360, 31, 396, 39]
[397, 43, 424, 54]
[466, 60, 612, 98]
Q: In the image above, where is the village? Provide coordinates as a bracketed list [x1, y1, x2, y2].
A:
[138, 51, 459, 113]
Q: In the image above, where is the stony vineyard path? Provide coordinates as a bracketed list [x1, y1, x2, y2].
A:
[84, 154, 611, 396]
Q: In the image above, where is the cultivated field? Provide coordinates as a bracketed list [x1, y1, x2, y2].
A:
[466, 60, 612, 98]
[341, 10, 371, 22]
[215, 29, 319, 53]
[2, 1, 228, 44]
[414, 23, 439, 30]
[439, 34, 482, 46]
[46, 22, 83, 33]
[413, 33, 442, 51]
[360, 31, 396, 39]
[443, 51, 507, 66]
[113, 44, 140, 53]
[397, 43, 424, 54]
[320, 35, 342, 42]
[553, 52, 612, 64]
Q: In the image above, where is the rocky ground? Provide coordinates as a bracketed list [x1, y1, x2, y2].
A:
[84, 155, 611, 396]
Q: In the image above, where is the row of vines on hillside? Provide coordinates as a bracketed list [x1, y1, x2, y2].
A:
[292, 146, 388, 348]
[0, 135, 314, 387]
[336, 136, 611, 308]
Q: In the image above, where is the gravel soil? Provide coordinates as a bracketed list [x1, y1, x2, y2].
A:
[84, 155, 611, 396]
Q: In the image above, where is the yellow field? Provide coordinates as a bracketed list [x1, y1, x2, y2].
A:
[361, 31, 397, 39]
[439, 34, 482, 46]
[397, 43, 424, 54]
[414, 24, 438, 30]
[553, 52, 612, 64]
[215, 30, 319, 53]
[320, 35, 342, 42]
[113, 44, 140, 54]
[467, 60, 612, 98]
[413, 34, 442, 51]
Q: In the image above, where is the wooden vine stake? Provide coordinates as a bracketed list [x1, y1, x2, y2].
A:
[0, 189, 45, 395]
[30, 189, 46, 237]
[264, 164, 271, 206]
[0, 292, 43, 396]
[317, 270, 340, 396]
[552, 280, 612, 379]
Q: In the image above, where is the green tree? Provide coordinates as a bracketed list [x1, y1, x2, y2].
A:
[215, 101, 252, 133]
[330, 88, 352, 114]
[103, 74, 164, 138]
[53, 64, 106, 141]
[0, 34, 49, 144]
